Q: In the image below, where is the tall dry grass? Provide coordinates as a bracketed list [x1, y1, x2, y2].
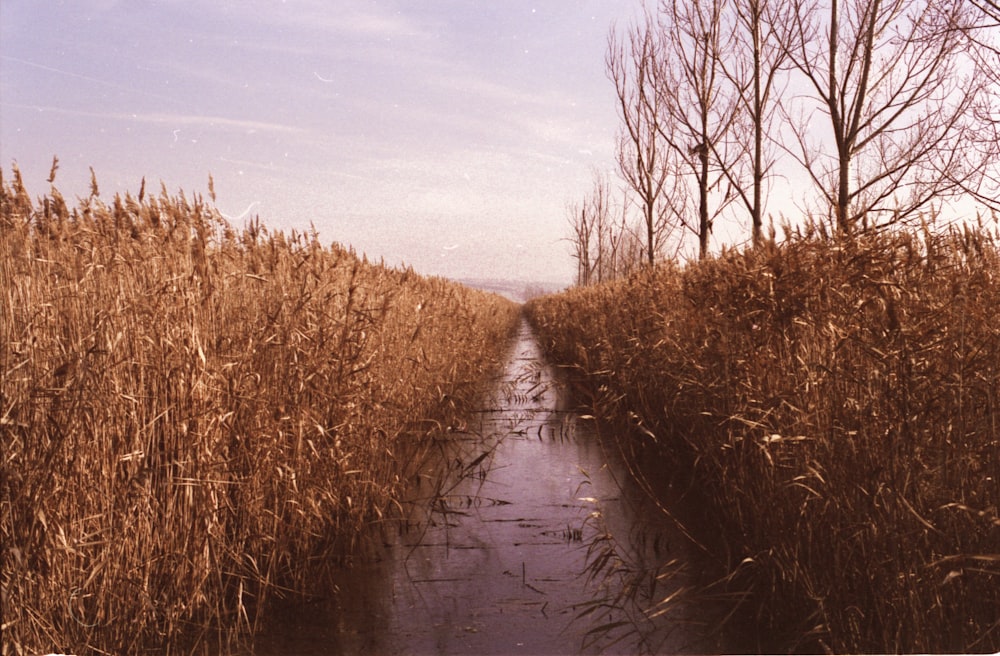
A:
[0, 165, 519, 655]
[527, 220, 1000, 653]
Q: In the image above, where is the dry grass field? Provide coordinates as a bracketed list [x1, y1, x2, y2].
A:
[0, 166, 519, 655]
[527, 220, 1000, 653]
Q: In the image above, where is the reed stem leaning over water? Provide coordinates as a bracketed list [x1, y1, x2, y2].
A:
[0, 164, 520, 655]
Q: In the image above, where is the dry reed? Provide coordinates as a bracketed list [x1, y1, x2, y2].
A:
[0, 164, 519, 655]
[527, 219, 1000, 653]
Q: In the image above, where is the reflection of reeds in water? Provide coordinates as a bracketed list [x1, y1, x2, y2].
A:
[572, 459, 715, 655]
[391, 410, 509, 554]
[1, 164, 520, 655]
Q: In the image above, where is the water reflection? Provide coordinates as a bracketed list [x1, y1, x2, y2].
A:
[251, 321, 721, 655]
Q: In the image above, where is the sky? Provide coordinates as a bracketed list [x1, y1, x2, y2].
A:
[0, 1, 640, 286]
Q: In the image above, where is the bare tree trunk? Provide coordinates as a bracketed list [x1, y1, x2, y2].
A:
[645, 176, 656, 265]
[750, 1, 764, 246]
[698, 143, 710, 258]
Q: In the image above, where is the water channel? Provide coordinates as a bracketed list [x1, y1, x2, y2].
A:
[251, 320, 723, 654]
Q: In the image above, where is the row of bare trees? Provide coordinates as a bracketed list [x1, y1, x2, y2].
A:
[569, 0, 1000, 284]
[568, 170, 652, 286]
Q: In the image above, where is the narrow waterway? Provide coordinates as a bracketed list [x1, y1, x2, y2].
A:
[252, 320, 721, 655]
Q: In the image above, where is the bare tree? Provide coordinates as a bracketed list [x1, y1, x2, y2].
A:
[781, 0, 995, 234]
[567, 170, 615, 286]
[650, 0, 742, 259]
[607, 210, 649, 279]
[720, 0, 794, 246]
[607, 11, 682, 266]
[590, 171, 614, 283]
[567, 170, 659, 286]
[567, 197, 594, 287]
[601, 213, 631, 281]
[962, 0, 1000, 211]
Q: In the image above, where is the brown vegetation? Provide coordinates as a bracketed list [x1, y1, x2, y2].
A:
[527, 221, 1000, 653]
[0, 165, 520, 655]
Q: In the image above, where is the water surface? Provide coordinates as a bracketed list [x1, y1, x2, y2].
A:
[252, 320, 721, 654]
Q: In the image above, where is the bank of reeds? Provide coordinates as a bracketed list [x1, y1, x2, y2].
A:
[527, 221, 1000, 653]
[0, 165, 520, 655]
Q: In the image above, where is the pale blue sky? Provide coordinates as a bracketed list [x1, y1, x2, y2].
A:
[1, 1, 637, 284]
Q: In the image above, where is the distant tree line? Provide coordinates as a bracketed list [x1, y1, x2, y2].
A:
[570, 0, 1000, 286]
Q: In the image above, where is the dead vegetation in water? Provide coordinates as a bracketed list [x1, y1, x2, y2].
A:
[527, 220, 1000, 653]
[0, 164, 520, 655]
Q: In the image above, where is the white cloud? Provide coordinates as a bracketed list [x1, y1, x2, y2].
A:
[232, 0, 436, 43]
[0, 103, 303, 135]
[131, 112, 304, 134]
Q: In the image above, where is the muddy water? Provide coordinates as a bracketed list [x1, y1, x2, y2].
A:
[252, 321, 721, 655]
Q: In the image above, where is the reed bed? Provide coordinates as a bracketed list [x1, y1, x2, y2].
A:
[527, 221, 1000, 653]
[0, 165, 520, 655]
